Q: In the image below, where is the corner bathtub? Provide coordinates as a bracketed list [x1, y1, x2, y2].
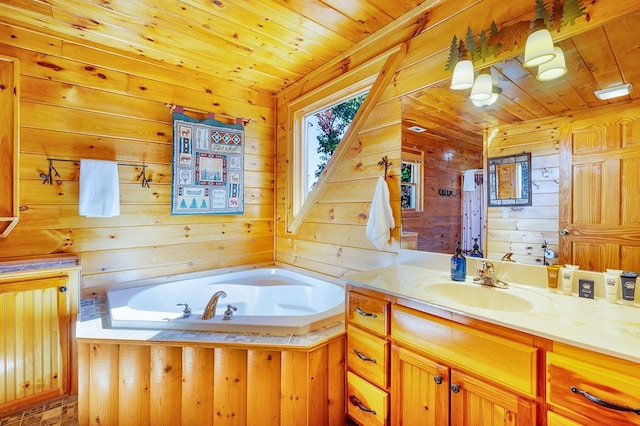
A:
[106, 267, 345, 334]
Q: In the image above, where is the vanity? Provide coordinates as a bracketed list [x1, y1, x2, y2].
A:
[342, 252, 640, 425]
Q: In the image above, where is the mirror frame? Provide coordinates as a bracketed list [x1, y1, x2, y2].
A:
[487, 152, 532, 207]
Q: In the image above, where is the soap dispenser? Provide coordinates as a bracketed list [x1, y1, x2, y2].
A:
[451, 241, 467, 281]
[469, 238, 483, 258]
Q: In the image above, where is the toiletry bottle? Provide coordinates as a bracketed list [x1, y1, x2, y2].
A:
[451, 241, 467, 281]
[469, 238, 483, 258]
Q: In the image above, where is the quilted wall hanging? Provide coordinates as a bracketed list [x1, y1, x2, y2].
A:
[171, 111, 245, 215]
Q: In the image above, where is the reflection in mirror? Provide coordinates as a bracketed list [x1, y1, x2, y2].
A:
[400, 11, 639, 266]
[487, 153, 532, 207]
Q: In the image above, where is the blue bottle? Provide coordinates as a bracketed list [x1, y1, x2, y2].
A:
[469, 238, 483, 258]
[451, 241, 467, 281]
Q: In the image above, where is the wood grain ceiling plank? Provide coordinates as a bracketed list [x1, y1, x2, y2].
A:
[572, 26, 624, 91]
[276, 0, 374, 43]
[1, 0, 53, 17]
[318, 0, 395, 29]
[365, 0, 428, 19]
[603, 12, 640, 101]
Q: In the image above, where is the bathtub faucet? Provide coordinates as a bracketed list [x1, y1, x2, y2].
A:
[202, 290, 227, 320]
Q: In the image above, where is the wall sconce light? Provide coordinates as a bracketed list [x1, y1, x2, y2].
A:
[472, 86, 502, 107]
[469, 71, 493, 102]
[450, 48, 474, 90]
[537, 47, 567, 81]
[594, 83, 634, 100]
[523, 18, 556, 68]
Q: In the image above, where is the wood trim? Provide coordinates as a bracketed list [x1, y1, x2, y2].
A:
[288, 43, 407, 234]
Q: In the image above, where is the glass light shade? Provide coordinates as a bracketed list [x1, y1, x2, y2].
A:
[537, 47, 567, 81]
[450, 59, 474, 90]
[469, 73, 493, 101]
[472, 86, 501, 107]
[523, 21, 556, 67]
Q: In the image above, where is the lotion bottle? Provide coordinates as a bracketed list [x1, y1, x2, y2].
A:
[451, 241, 467, 281]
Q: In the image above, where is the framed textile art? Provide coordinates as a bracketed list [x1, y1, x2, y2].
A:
[171, 112, 245, 215]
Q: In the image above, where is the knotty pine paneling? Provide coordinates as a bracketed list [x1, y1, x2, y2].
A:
[0, 24, 275, 296]
[487, 127, 560, 265]
[77, 337, 345, 426]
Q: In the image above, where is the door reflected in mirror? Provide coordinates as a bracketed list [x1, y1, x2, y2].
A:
[487, 153, 532, 207]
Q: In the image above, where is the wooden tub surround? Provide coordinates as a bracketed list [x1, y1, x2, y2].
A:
[76, 297, 346, 425]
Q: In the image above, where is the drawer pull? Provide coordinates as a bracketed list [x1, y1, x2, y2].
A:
[354, 306, 377, 318]
[349, 395, 377, 415]
[571, 386, 640, 415]
[353, 349, 377, 363]
[450, 383, 461, 393]
[434, 375, 443, 385]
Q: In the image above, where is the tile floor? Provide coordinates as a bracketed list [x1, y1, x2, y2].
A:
[0, 396, 77, 426]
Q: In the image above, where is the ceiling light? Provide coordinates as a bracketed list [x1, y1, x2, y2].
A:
[408, 125, 426, 132]
[537, 47, 567, 81]
[594, 83, 633, 100]
[450, 49, 474, 90]
[472, 87, 502, 107]
[469, 72, 493, 101]
[523, 18, 556, 68]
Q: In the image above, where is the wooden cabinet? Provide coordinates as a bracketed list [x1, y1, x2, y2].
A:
[0, 260, 80, 414]
[547, 342, 640, 425]
[391, 304, 537, 425]
[346, 291, 390, 425]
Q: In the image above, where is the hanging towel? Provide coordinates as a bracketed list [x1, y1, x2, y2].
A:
[366, 176, 395, 250]
[463, 169, 478, 192]
[79, 159, 120, 217]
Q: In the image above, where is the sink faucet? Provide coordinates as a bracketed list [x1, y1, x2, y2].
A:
[473, 261, 508, 288]
[501, 252, 515, 262]
[202, 290, 227, 320]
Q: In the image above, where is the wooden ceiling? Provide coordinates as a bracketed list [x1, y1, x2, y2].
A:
[0, 0, 426, 94]
[403, 11, 640, 148]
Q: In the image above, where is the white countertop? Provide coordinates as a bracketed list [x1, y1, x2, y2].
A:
[343, 263, 640, 363]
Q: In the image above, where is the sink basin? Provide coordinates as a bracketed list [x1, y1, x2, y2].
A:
[424, 283, 534, 312]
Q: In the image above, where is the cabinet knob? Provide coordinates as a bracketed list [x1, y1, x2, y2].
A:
[59, 286, 67, 293]
[434, 375, 443, 385]
[450, 383, 461, 393]
[560, 229, 570, 236]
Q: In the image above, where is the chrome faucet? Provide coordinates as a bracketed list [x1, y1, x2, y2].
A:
[473, 261, 508, 288]
[201, 290, 227, 320]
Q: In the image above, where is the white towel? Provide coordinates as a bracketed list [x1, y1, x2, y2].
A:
[366, 176, 395, 250]
[463, 169, 478, 192]
[79, 159, 120, 217]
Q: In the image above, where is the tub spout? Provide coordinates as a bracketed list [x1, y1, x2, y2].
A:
[202, 290, 227, 320]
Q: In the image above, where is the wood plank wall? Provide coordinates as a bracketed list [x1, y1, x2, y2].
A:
[486, 126, 560, 265]
[77, 337, 345, 425]
[402, 131, 482, 254]
[0, 24, 276, 297]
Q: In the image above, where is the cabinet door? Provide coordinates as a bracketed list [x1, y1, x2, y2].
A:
[449, 370, 536, 426]
[391, 345, 449, 425]
[0, 275, 70, 410]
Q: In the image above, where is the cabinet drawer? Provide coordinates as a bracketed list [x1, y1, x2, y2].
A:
[547, 351, 640, 425]
[391, 304, 537, 397]
[348, 292, 388, 337]
[347, 371, 388, 426]
[347, 324, 388, 389]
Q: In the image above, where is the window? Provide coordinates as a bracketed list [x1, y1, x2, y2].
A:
[289, 83, 370, 224]
[401, 149, 424, 212]
[303, 92, 367, 194]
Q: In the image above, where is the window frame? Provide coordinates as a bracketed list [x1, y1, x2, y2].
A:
[401, 149, 424, 213]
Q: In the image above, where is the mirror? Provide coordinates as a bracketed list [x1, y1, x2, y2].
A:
[487, 153, 531, 207]
[400, 11, 639, 261]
